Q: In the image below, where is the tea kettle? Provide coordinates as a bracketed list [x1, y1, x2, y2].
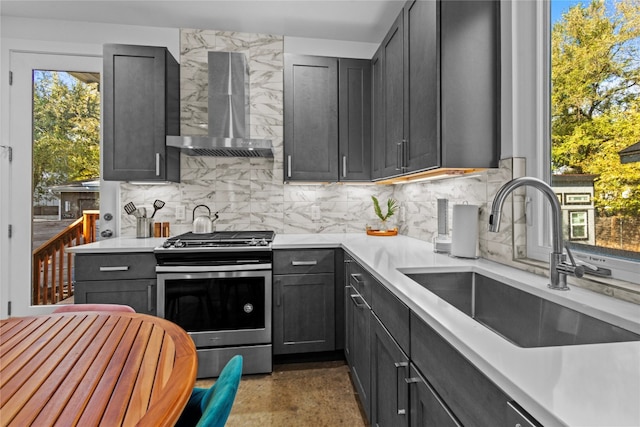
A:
[192, 205, 219, 233]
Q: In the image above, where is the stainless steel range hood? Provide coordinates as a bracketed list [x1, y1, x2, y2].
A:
[167, 51, 273, 158]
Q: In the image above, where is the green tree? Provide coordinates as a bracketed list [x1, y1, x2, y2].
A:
[551, 0, 640, 216]
[32, 71, 100, 202]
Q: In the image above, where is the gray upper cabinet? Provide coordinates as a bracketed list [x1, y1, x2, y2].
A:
[284, 54, 339, 181]
[339, 59, 372, 181]
[373, 0, 499, 181]
[372, 11, 405, 180]
[404, 0, 439, 173]
[440, 0, 500, 169]
[103, 44, 180, 182]
[284, 54, 371, 182]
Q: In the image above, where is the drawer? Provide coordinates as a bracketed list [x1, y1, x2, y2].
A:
[273, 249, 335, 274]
[74, 253, 157, 281]
[348, 260, 374, 304]
[372, 280, 410, 355]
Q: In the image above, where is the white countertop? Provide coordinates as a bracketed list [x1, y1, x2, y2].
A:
[69, 233, 640, 426]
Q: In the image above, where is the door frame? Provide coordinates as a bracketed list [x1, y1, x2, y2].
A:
[5, 51, 102, 317]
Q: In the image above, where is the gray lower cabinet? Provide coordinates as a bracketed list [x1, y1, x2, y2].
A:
[73, 252, 157, 315]
[273, 249, 336, 355]
[345, 281, 371, 420]
[103, 44, 180, 182]
[410, 311, 510, 426]
[371, 314, 410, 427]
[284, 54, 371, 182]
[407, 364, 461, 427]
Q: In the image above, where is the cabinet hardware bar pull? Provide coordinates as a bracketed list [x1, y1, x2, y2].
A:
[99, 266, 129, 272]
[394, 362, 409, 368]
[350, 273, 364, 285]
[291, 260, 317, 266]
[397, 409, 406, 415]
[147, 284, 153, 312]
[287, 155, 292, 178]
[395, 361, 409, 416]
[342, 156, 347, 178]
[396, 141, 402, 171]
[405, 377, 420, 384]
[155, 153, 161, 176]
[349, 293, 366, 308]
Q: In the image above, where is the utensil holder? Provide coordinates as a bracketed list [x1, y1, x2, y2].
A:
[136, 217, 154, 238]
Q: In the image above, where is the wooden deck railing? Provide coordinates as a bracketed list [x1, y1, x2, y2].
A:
[32, 210, 99, 305]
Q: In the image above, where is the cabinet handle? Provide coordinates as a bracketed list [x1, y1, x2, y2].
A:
[396, 141, 402, 171]
[155, 153, 161, 176]
[395, 361, 409, 416]
[405, 377, 421, 384]
[291, 260, 317, 266]
[147, 284, 154, 312]
[342, 155, 347, 178]
[350, 273, 364, 285]
[287, 155, 292, 178]
[350, 293, 366, 308]
[99, 266, 129, 272]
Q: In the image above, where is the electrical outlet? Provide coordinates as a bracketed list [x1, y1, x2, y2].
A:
[176, 205, 186, 221]
[311, 204, 321, 222]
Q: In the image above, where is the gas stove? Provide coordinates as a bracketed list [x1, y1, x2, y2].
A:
[157, 231, 275, 251]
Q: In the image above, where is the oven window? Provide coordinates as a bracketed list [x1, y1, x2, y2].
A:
[164, 276, 266, 332]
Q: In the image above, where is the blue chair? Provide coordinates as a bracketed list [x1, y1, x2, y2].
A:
[176, 355, 243, 427]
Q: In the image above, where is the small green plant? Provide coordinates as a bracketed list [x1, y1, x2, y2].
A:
[372, 196, 398, 223]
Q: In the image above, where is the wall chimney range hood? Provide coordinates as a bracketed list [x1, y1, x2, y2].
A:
[166, 51, 273, 158]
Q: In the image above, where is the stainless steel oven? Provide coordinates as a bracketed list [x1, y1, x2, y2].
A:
[155, 231, 274, 378]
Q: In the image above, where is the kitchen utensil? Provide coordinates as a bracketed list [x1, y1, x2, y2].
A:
[139, 207, 147, 218]
[151, 199, 165, 218]
[124, 202, 137, 215]
[192, 205, 219, 233]
[136, 217, 154, 238]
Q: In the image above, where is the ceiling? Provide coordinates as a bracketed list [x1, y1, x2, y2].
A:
[0, 0, 406, 43]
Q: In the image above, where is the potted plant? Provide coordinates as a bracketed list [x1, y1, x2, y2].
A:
[371, 196, 398, 232]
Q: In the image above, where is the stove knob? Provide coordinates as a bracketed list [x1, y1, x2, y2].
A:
[162, 240, 173, 248]
[174, 239, 186, 248]
[259, 238, 268, 246]
[249, 238, 258, 246]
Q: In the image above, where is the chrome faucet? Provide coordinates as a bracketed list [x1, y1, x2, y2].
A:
[489, 177, 584, 290]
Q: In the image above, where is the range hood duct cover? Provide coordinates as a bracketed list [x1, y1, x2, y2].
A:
[167, 51, 273, 158]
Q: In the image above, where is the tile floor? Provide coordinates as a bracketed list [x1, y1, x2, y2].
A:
[195, 360, 368, 426]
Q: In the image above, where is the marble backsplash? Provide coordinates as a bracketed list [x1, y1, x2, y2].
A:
[119, 28, 520, 265]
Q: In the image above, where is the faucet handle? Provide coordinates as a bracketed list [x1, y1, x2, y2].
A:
[560, 245, 585, 278]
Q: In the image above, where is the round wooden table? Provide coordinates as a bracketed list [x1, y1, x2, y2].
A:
[0, 311, 197, 426]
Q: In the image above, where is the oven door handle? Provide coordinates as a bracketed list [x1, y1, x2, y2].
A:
[156, 264, 272, 273]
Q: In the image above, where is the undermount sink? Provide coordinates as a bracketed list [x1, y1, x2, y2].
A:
[404, 271, 640, 348]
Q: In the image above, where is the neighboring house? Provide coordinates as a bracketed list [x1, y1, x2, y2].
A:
[552, 174, 597, 245]
[48, 179, 99, 220]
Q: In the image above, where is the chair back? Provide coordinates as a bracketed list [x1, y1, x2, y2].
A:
[52, 304, 136, 313]
[196, 355, 243, 427]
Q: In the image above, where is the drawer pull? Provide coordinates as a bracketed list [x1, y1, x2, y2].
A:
[147, 284, 154, 312]
[291, 260, 317, 266]
[350, 293, 367, 309]
[99, 266, 130, 272]
[350, 273, 364, 285]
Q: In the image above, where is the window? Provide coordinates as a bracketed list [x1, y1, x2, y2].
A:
[569, 211, 589, 240]
[523, 1, 639, 283]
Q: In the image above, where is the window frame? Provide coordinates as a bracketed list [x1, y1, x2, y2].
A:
[524, 0, 639, 284]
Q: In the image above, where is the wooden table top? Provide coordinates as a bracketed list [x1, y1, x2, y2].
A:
[0, 312, 197, 427]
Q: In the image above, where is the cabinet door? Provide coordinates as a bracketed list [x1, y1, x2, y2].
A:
[404, 0, 439, 173]
[371, 314, 409, 427]
[74, 279, 156, 315]
[273, 273, 335, 354]
[373, 11, 405, 179]
[339, 59, 371, 181]
[408, 364, 461, 427]
[103, 44, 180, 182]
[410, 312, 510, 426]
[284, 54, 338, 181]
[371, 48, 384, 181]
[440, 1, 499, 169]
[345, 285, 372, 420]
